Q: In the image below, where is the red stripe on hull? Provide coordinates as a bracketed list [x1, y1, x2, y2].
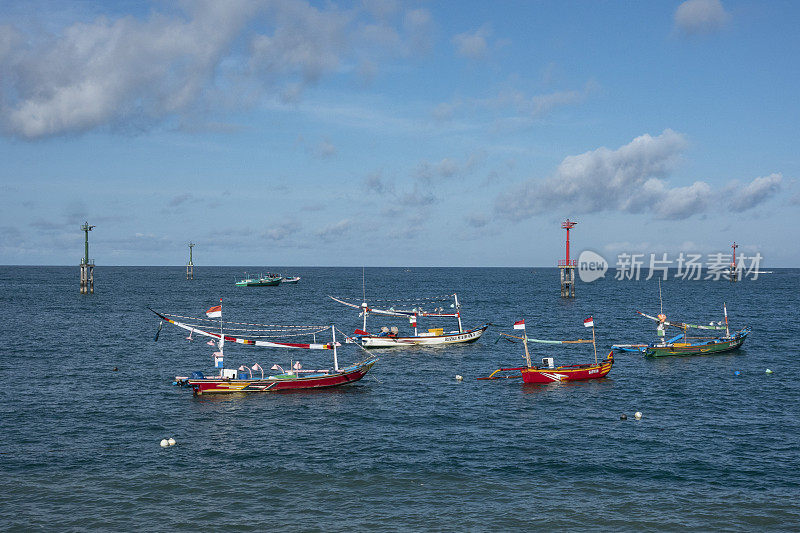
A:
[521, 358, 613, 384]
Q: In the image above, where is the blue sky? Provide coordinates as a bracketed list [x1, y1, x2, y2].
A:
[1, 0, 797, 266]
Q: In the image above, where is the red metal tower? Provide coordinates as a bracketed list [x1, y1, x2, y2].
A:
[560, 219, 578, 266]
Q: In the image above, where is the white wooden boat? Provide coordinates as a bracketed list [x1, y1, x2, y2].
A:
[329, 293, 488, 348]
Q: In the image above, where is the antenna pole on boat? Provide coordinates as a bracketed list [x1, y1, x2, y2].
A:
[454, 293, 463, 333]
[332, 326, 339, 372]
[658, 278, 663, 315]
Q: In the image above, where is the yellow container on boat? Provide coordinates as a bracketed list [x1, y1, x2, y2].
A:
[428, 328, 444, 336]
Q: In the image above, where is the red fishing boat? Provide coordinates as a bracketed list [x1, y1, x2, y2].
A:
[151, 305, 377, 395]
[479, 317, 614, 383]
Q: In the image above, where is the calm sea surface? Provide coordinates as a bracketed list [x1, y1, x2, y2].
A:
[1, 266, 799, 531]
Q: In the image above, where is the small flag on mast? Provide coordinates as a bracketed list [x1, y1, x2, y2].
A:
[206, 305, 222, 318]
[584, 316, 594, 328]
[513, 320, 525, 330]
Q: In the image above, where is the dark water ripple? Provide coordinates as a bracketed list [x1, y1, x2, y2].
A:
[1, 266, 799, 531]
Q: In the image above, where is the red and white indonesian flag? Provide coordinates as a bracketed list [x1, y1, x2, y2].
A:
[513, 319, 525, 330]
[584, 316, 594, 328]
[206, 305, 222, 318]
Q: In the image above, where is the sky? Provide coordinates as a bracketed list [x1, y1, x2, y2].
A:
[0, 0, 798, 267]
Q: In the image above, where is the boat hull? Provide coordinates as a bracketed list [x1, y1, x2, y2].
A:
[521, 354, 614, 383]
[236, 278, 281, 287]
[358, 325, 488, 348]
[185, 360, 377, 394]
[643, 328, 750, 357]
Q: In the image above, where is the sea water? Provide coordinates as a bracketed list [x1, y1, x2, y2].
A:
[1, 266, 798, 530]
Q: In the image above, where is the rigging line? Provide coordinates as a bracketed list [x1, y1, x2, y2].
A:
[160, 313, 327, 329]
[174, 322, 331, 335]
[334, 294, 455, 303]
[335, 326, 378, 363]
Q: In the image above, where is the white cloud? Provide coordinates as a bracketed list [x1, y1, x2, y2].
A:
[465, 213, 489, 228]
[0, 2, 434, 139]
[494, 131, 783, 221]
[315, 218, 352, 237]
[728, 173, 782, 211]
[495, 129, 700, 220]
[314, 139, 337, 159]
[674, 0, 730, 36]
[453, 26, 491, 60]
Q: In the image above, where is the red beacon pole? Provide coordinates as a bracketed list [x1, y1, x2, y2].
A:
[562, 219, 577, 267]
[559, 219, 577, 297]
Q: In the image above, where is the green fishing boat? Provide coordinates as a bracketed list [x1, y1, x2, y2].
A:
[613, 305, 750, 357]
[235, 272, 282, 287]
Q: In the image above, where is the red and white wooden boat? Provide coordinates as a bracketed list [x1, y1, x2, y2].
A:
[479, 317, 613, 384]
[151, 307, 377, 395]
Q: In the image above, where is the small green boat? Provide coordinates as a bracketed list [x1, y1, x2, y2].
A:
[235, 272, 282, 287]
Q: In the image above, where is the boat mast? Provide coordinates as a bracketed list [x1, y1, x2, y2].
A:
[218, 299, 225, 374]
[454, 293, 463, 333]
[723, 303, 730, 337]
[523, 329, 532, 368]
[591, 322, 597, 364]
[362, 267, 368, 332]
[332, 325, 339, 372]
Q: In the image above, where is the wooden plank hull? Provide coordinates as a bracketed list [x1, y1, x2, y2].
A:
[358, 325, 488, 348]
[521, 354, 614, 383]
[185, 360, 377, 394]
[644, 328, 750, 357]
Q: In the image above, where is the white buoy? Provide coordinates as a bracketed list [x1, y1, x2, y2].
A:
[635, 411, 642, 420]
[455, 375, 463, 381]
[160, 439, 169, 447]
[168, 437, 176, 446]
[765, 369, 773, 374]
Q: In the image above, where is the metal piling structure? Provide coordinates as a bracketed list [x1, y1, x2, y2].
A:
[559, 219, 577, 298]
[729, 242, 738, 282]
[80, 222, 95, 294]
[187, 242, 195, 280]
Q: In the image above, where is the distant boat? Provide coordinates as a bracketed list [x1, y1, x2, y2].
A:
[235, 272, 282, 287]
[282, 276, 301, 284]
